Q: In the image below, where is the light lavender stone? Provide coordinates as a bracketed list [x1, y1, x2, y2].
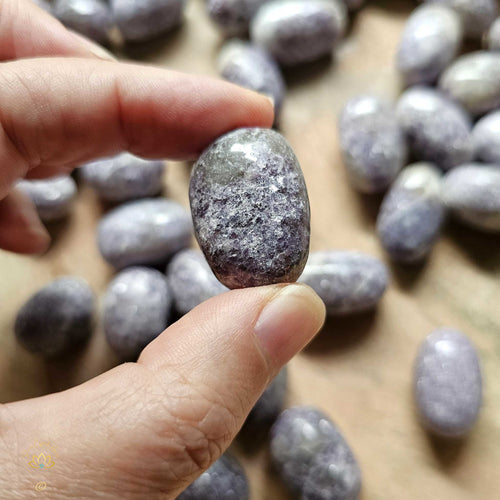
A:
[473, 110, 500, 164]
[377, 163, 445, 263]
[15, 277, 94, 357]
[218, 40, 286, 123]
[250, 0, 347, 66]
[166, 249, 228, 315]
[438, 51, 500, 116]
[485, 17, 500, 50]
[189, 128, 310, 289]
[32, 0, 52, 12]
[441, 164, 500, 232]
[299, 251, 388, 315]
[97, 198, 192, 269]
[53, 0, 113, 44]
[339, 95, 407, 193]
[16, 176, 77, 222]
[396, 87, 473, 169]
[104, 267, 172, 359]
[111, 0, 185, 42]
[414, 328, 482, 437]
[80, 153, 165, 203]
[178, 454, 249, 500]
[397, 5, 463, 85]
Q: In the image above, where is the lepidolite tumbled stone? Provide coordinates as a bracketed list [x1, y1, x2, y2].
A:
[15, 277, 94, 357]
[414, 328, 483, 437]
[104, 267, 172, 360]
[485, 17, 500, 50]
[177, 454, 249, 500]
[299, 251, 388, 315]
[189, 128, 310, 289]
[207, 0, 270, 36]
[472, 110, 500, 163]
[97, 198, 192, 269]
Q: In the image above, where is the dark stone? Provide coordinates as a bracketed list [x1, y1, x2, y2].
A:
[207, 0, 270, 36]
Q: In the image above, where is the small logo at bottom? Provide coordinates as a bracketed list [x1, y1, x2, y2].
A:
[35, 481, 47, 492]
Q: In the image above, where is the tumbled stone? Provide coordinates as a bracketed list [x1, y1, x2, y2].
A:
[104, 267, 172, 360]
[441, 164, 500, 232]
[16, 176, 77, 222]
[218, 40, 286, 123]
[250, 0, 347, 66]
[207, 0, 270, 36]
[80, 153, 165, 203]
[414, 328, 483, 437]
[15, 277, 94, 357]
[299, 251, 388, 315]
[53, 0, 113, 44]
[396, 86, 473, 169]
[397, 5, 463, 85]
[166, 248, 228, 315]
[485, 17, 500, 50]
[33, 0, 52, 12]
[377, 163, 445, 263]
[111, 0, 185, 42]
[97, 198, 192, 269]
[178, 454, 249, 500]
[339, 95, 407, 193]
[473, 110, 500, 163]
[439, 51, 500, 116]
[189, 127, 310, 289]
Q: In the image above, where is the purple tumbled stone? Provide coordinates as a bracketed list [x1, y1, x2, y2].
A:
[299, 251, 388, 315]
[377, 163, 445, 263]
[177, 454, 249, 500]
[339, 95, 407, 193]
[414, 328, 483, 437]
[472, 110, 500, 163]
[97, 198, 192, 269]
[189, 127, 310, 289]
[485, 17, 500, 50]
[15, 277, 94, 357]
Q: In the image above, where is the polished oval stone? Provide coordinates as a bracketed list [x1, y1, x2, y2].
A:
[207, 0, 270, 36]
[397, 4, 463, 85]
[104, 267, 172, 360]
[15, 277, 94, 357]
[97, 198, 192, 269]
[166, 248, 228, 315]
[218, 40, 286, 123]
[339, 95, 407, 193]
[250, 0, 347, 66]
[485, 17, 500, 50]
[16, 176, 77, 222]
[33, 0, 52, 12]
[441, 164, 500, 232]
[414, 328, 483, 437]
[80, 153, 165, 203]
[111, 0, 185, 42]
[299, 251, 388, 315]
[377, 163, 445, 263]
[473, 110, 500, 163]
[190, 127, 310, 289]
[178, 454, 249, 500]
[396, 86, 473, 169]
[439, 51, 500, 116]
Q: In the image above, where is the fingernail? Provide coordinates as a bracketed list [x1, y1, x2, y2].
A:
[264, 94, 275, 108]
[255, 284, 326, 366]
[70, 31, 117, 61]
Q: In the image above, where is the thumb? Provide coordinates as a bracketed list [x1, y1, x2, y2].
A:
[0, 284, 325, 499]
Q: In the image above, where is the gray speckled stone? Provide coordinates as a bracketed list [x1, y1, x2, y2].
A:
[166, 249, 228, 315]
[339, 95, 407, 193]
[396, 86, 473, 170]
[53, 0, 113, 44]
[111, 0, 185, 42]
[441, 164, 500, 232]
[218, 40, 286, 123]
[104, 267, 172, 360]
[80, 153, 165, 203]
[439, 51, 500, 116]
[377, 163, 445, 263]
[414, 328, 482, 437]
[250, 0, 347, 66]
[207, 0, 270, 36]
[299, 251, 388, 315]
[397, 5, 463, 86]
[190, 127, 310, 289]
[473, 110, 500, 163]
[16, 176, 77, 222]
[177, 454, 249, 500]
[485, 17, 500, 50]
[97, 198, 192, 269]
[15, 277, 94, 357]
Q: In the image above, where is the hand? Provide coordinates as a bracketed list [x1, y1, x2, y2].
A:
[0, 2, 326, 498]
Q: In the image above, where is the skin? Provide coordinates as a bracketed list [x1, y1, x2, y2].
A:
[0, 1, 326, 498]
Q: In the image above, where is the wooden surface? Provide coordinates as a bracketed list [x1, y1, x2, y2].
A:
[1, 1, 500, 498]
